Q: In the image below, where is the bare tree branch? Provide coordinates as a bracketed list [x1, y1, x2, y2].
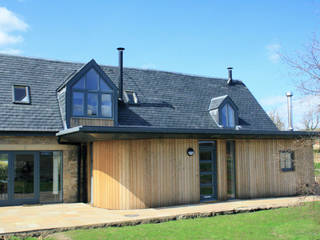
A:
[281, 35, 320, 95]
[268, 110, 285, 130]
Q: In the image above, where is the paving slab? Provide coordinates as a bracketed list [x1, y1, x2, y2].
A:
[0, 196, 319, 237]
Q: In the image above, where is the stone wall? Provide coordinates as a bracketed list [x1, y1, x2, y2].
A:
[0, 136, 79, 203]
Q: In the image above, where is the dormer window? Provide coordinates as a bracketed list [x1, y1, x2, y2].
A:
[208, 95, 238, 128]
[72, 68, 113, 118]
[221, 103, 235, 128]
[13, 85, 30, 104]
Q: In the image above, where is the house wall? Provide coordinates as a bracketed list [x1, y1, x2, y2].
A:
[70, 118, 114, 128]
[0, 136, 79, 203]
[91, 138, 314, 210]
[235, 139, 314, 198]
[92, 139, 199, 209]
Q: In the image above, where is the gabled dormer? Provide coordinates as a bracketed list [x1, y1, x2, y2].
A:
[57, 59, 118, 129]
[208, 95, 239, 128]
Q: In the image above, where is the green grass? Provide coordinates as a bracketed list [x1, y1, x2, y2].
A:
[33, 202, 320, 240]
[315, 162, 320, 176]
[9, 202, 320, 240]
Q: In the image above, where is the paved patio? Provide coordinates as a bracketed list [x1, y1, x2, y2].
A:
[0, 196, 319, 237]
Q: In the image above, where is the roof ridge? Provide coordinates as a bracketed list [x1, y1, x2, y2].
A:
[0, 53, 243, 83]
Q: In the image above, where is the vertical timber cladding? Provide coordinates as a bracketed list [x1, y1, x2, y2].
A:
[216, 140, 228, 201]
[235, 139, 315, 199]
[92, 139, 200, 210]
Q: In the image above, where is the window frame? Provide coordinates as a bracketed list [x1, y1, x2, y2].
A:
[12, 85, 31, 104]
[220, 103, 236, 128]
[71, 69, 114, 119]
[279, 150, 295, 172]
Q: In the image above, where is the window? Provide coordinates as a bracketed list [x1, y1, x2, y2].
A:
[39, 152, 62, 203]
[13, 85, 30, 104]
[221, 103, 235, 128]
[72, 92, 84, 116]
[72, 68, 113, 118]
[124, 91, 138, 104]
[280, 151, 294, 171]
[226, 141, 236, 199]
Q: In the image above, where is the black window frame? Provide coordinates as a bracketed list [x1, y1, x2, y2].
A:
[12, 85, 31, 104]
[279, 150, 295, 172]
[71, 69, 114, 119]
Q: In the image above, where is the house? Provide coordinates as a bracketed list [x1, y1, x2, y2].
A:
[0, 49, 316, 209]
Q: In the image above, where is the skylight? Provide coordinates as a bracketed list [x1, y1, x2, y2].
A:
[13, 85, 30, 104]
[124, 91, 138, 104]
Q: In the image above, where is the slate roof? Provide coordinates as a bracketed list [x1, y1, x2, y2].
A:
[208, 95, 229, 110]
[0, 54, 278, 132]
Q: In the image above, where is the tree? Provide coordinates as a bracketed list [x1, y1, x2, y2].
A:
[281, 35, 320, 95]
[281, 35, 320, 131]
[268, 110, 285, 130]
[302, 108, 320, 131]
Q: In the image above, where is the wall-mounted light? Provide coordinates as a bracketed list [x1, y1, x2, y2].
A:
[187, 148, 194, 156]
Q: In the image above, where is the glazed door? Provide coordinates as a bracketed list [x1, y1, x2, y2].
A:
[0, 152, 39, 206]
[199, 142, 217, 201]
[13, 152, 38, 204]
[0, 153, 9, 203]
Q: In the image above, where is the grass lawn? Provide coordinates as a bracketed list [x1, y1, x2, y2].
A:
[10, 202, 320, 240]
[315, 162, 320, 176]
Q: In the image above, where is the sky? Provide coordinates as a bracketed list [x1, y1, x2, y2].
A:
[0, 0, 319, 129]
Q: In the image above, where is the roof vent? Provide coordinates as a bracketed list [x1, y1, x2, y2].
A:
[227, 67, 233, 85]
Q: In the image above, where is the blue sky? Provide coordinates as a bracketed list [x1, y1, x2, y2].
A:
[0, 0, 319, 128]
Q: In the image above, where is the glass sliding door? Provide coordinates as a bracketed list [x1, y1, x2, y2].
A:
[226, 141, 236, 199]
[0, 151, 63, 206]
[14, 153, 37, 201]
[199, 141, 217, 201]
[0, 153, 9, 201]
[39, 152, 62, 203]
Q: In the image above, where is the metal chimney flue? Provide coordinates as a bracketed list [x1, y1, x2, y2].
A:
[117, 47, 125, 101]
[286, 91, 293, 131]
[227, 67, 233, 85]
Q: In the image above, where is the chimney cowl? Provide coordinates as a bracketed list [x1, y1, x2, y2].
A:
[286, 91, 293, 97]
[227, 67, 233, 85]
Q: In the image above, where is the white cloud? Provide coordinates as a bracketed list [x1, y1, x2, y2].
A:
[0, 48, 21, 55]
[260, 95, 286, 107]
[260, 94, 320, 130]
[141, 63, 157, 70]
[266, 43, 281, 63]
[0, 7, 28, 33]
[0, 7, 28, 53]
[0, 31, 23, 45]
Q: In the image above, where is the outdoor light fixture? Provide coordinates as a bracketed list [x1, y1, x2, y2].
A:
[187, 148, 194, 156]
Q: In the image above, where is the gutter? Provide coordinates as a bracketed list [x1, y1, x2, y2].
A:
[56, 126, 319, 138]
[0, 131, 57, 136]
